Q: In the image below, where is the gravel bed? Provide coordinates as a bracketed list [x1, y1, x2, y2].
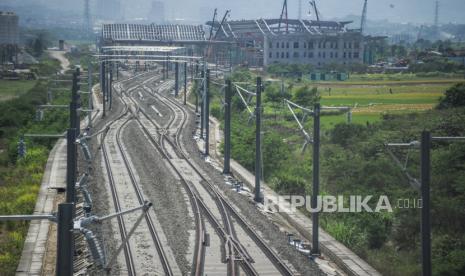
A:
[178, 101, 326, 276]
[122, 121, 193, 275]
[85, 94, 125, 275]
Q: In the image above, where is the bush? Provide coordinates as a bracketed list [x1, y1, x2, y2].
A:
[437, 83, 465, 109]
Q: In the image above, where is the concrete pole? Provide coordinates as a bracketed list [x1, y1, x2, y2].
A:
[184, 62, 187, 105]
[311, 103, 320, 255]
[109, 66, 113, 110]
[200, 69, 205, 139]
[88, 63, 92, 128]
[254, 77, 263, 202]
[223, 79, 232, 174]
[56, 203, 74, 276]
[175, 62, 179, 97]
[421, 131, 432, 276]
[205, 69, 210, 156]
[66, 128, 77, 204]
[195, 63, 199, 113]
[101, 62, 106, 117]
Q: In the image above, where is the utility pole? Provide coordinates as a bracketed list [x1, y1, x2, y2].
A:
[175, 62, 179, 97]
[88, 63, 93, 128]
[205, 69, 210, 156]
[254, 77, 263, 202]
[56, 203, 74, 276]
[311, 103, 320, 255]
[109, 65, 113, 110]
[184, 62, 187, 105]
[101, 62, 106, 117]
[195, 63, 199, 113]
[223, 79, 232, 174]
[421, 131, 432, 276]
[200, 69, 205, 139]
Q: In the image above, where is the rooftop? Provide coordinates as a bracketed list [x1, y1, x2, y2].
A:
[101, 24, 206, 43]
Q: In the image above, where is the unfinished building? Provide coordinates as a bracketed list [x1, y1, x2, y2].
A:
[208, 18, 368, 67]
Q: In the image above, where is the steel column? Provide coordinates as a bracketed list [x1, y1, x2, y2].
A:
[421, 131, 432, 276]
[184, 62, 187, 105]
[56, 203, 74, 276]
[223, 79, 232, 174]
[175, 62, 179, 97]
[200, 69, 205, 139]
[66, 128, 77, 204]
[101, 62, 106, 117]
[254, 77, 263, 202]
[205, 69, 210, 156]
[109, 66, 113, 110]
[311, 103, 320, 255]
[88, 63, 93, 128]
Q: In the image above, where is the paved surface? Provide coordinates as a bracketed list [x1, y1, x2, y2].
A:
[16, 81, 101, 275]
[16, 140, 66, 276]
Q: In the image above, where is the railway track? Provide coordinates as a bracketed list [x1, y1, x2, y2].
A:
[99, 74, 176, 275]
[123, 73, 295, 275]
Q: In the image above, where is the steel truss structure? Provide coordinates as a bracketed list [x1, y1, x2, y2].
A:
[101, 24, 207, 43]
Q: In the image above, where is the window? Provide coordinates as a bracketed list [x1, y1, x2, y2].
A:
[304, 42, 307, 48]
[348, 52, 352, 58]
[269, 52, 272, 58]
[286, 52, 289, 58]
[281, 52, 285, 58]
[276, 42, 280, 48]
[330, 52, 333, 58]
[318, 42, 321, 48]
[286, 42, 289, 48]
[281, 42, 285, 48]
[322, 52, 326, 58]
[318, 52, 321, 58]
[354, 52, 360, 58]
[309, 41, 314, 49]
[335, 42, 338, 49]
[323, 41, 326, 49]
[343, 42, 347, 49]
[349, 42, 352, 49]
[343, 52, 347, 58]
[293, 42, 299, 48]
[309, 52, 314, 58]
[335, 52, 338, 58]
[269, 42, 272, 49]
[354, 42, 360, 49]
[276, 52, 279, 58]
[293, 52, 299, 58]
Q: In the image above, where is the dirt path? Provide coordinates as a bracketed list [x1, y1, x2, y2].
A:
[47, 50, 70, 74]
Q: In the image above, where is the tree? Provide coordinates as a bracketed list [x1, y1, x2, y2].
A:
[292, 85, 320, 108]
[437, 83, 465, 109]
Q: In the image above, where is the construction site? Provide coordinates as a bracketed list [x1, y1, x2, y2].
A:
[99, 0, 379, 68]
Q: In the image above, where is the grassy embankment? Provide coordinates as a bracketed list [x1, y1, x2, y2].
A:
[190, 69, 465, 275]
[0, 55, 71, 275]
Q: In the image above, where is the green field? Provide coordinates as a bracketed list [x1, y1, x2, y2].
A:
[0, 80, 37, 102]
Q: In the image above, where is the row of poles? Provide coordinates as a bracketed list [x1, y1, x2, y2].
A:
[192, 66, 323, 254]
[193, 65, 464, 275]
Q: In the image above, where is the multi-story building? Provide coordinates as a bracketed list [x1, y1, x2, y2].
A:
[209, 18, 368, 67]
[0, 11, 19, 45]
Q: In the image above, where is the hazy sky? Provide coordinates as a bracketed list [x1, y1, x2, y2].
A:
[6, 0, 465, 25]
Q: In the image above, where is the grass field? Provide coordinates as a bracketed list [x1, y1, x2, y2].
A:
[0, 80, 37, 102]
[315, 81, 453, 127]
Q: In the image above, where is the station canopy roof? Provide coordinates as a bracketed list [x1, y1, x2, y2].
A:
[102, 24, 207, 43]
[101, 46, 185, 53]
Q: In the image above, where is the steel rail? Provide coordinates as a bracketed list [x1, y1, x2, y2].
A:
[136, 74, 293, 276]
